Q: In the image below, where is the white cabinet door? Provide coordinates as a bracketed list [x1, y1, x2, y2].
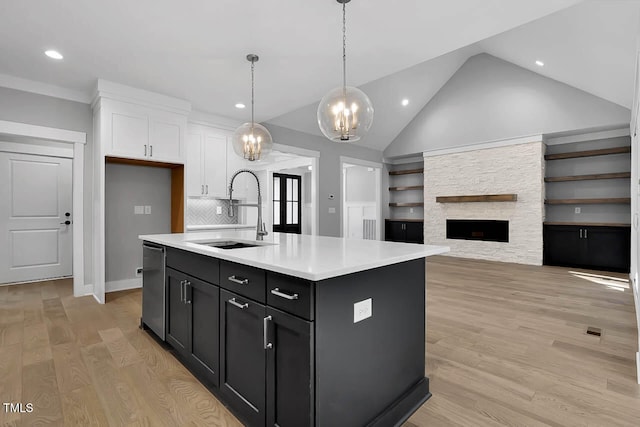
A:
[186, 130, 204, 197]
[226, 137, 249, 199]
[203, 131, 228, 198]
[111, 111, 148, 159]
[149, 118, 183, 162]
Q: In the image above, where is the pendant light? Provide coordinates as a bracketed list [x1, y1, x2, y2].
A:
[232, 54, 273, 161]
[317, 0, 373, 142]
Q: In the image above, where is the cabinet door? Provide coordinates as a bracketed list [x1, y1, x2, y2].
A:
[166, 268, 190, 357]
[186, 131, 204, 197]
[203, 131, 227, 198]
[220, 290, 266, 427]
[543, 226, 585, 267]
[188, 277, 220, 387]
[405, 222, 424, 244]
[584, 227, 631, 271]
[266, 307, 313, 427]
[149, 116, 184, 162]
[385, 221, 405, 242]
[111, 111, 148, 159]
[226, 137, 249, 199]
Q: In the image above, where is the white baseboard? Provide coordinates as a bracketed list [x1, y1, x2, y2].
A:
[106, 278, 142, 293]
[83, 283, 94, 296]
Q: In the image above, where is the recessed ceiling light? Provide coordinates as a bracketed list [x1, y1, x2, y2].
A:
[401, 99, 410, 106]
[535, 60, 544, 67]
[45, 50, 63, 60]
[235, 103, 246, 109]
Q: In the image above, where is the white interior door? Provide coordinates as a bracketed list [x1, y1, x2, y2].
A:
[0, 152, 73, 284]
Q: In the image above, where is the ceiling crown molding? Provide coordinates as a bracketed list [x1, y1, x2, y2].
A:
[0, 73, 91, 104]
[92, 79, 191, 114]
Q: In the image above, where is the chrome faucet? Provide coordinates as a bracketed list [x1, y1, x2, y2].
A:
[228, 169, 268, 241]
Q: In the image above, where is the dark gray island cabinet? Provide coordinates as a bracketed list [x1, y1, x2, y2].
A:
[140, 232, 448, 427]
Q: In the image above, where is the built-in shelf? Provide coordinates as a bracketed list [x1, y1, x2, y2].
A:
[389, 168, 424, 176]
[436, 194, 517, 203]
[544, 172, 631, 182]
[544, 146, 630, 161]
[544, 221, 631, 227]
[389, 202, 424, 207]
[389, 185, 424, 191]
[385, 218, 424, 223]
[545, 198, 631, 205]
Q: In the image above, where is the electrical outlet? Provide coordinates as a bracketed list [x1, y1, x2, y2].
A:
[410, 208, 414, 213]
[136, 267, 143, 276]
[328, 207, 336, 214]
[216, 206, 222, 215]
[134, 205, 144, 215]
[144, 205, 151, 215]
[354, 298, 372, 323]
[575, 207, 581, 214]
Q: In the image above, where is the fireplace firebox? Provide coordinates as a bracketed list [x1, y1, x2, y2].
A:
[446, 219, 509, 243]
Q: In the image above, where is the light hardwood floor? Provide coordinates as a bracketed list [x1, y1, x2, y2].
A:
[1, 256, 638, 426]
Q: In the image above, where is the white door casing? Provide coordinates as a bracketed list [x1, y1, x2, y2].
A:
[0, 152, 73, 284]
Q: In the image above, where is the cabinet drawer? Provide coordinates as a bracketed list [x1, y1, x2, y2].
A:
[220, 261, 266, 303]
[267, 273, 314, 321]
[166, 248, 220, 284]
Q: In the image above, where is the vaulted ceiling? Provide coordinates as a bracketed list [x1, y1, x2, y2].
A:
[0, 0, 636, 153]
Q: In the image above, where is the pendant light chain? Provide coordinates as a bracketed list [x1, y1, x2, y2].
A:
[251, 59, 255, 133]
[342, 0, 347, 97]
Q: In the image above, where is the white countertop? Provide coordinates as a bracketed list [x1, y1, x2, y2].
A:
[139, 230, 449, 281]
[186, 224, 255, 231]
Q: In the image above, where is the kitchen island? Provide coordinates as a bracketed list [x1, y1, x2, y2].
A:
[140, 230, 448, 427]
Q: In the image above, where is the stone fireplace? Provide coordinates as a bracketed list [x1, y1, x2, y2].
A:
[424, 141, 544, 265]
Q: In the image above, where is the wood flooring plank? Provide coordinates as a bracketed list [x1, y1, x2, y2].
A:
[52, 342, 91, 394]
[21, 359, 63, 426]
[98, 328, 142, 368]
[0, 344, 22, 426]
[60, 384, 110, 427]
[0, 323, 23, 347]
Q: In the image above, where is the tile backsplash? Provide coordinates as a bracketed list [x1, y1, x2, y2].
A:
[186, 198, 238, 225]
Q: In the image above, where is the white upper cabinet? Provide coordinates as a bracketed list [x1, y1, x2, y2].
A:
[102, 99, 186, 163]
[186, 131, 204, 197]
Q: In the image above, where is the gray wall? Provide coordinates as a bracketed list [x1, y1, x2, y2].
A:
[545, 136, 631, 224]
[0, 87, 94, 284]
[105, 163, 171, 284]
[385, 54, 631, 158]
[265, 124, 384, 237]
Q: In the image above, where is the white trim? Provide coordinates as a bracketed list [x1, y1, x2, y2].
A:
[0, 141, 73, 158]
[339, 156, 384, 169]
[273, 143, 321, 158]
[0, 124, 86, 298]
[0, 120, 86, 144]
[383, 155, 423, 165]
[0, 73, 91, 104]
[637, 352, 640, 384]
[422, 135, 543, 157]
[93, 79, 191, 115]
[545, 128, 630, 146]
[83, 283, 94, 296]
[106, 278, 142, 293]
[189, 110, 242, 131]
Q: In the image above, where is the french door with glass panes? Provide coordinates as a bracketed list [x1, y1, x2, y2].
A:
[273, 173, 301, 234]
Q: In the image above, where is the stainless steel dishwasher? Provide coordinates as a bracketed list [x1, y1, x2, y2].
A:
[142, 243, 165, 340]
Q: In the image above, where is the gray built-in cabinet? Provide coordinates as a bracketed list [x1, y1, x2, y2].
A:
[146, 243, 430, 427]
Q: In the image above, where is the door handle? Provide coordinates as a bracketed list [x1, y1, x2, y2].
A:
[228, 275, 249, 285]
[271, 288, 299, 300]
[228, 298, 248, 310]
[263, 315, 273, 350]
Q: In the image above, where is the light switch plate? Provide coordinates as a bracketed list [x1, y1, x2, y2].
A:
[354, 298, 372, 323]
[144, 205, 151, 215]
[575, 207, 581, 214]
[216, 206, 222, 215]
[134, 206, 144, 215]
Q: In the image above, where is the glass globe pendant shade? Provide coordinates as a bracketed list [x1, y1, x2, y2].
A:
[231, 122, 273, 161]
[317, 85, 374, 142]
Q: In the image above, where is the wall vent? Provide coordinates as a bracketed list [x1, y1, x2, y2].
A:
[586, 326, 602, 337]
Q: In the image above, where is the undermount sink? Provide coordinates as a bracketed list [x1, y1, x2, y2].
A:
[190, 239, 275, 250]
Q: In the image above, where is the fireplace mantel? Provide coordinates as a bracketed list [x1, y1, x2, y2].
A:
[436, 194, 517, 203]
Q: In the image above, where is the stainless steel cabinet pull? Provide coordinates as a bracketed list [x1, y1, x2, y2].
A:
[144, 144, 147, 156]
[150, 145, 153, 157]
[229, 298, 248, 310]
[584, 229, 587, 239]
[205, 184, 208, 194]
[201, 184, 204, 194]
[185, 281, 192, 304]
[271, 288, 299, 300]
[228, 276, 249, 285]
[180, 280, 185, 303]
[263, 316, 273, 350]
[579, 229, 583, 238]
